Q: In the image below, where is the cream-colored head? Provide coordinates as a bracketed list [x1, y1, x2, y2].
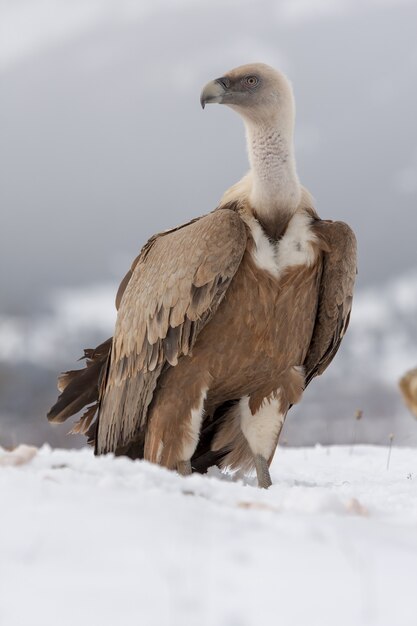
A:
[201, 63, 300, 219]
[200, 63, 295, 129]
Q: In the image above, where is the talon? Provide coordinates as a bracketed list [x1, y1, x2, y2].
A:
[177, 460, 192, 476]
[254, 454, 272, 489]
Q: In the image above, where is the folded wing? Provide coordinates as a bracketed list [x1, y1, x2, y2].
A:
[96, 209, 248, 454]
[303, 220, 357, 385]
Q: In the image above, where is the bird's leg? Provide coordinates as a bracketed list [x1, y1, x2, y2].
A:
[240, 393, 286, 489]
[143, 372, 209, 473]
[254, 454, 272, 489]
[177, 460, 192, 476]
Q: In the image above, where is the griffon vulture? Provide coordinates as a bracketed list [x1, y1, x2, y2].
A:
[48, 63, 357, 488]
[399, 368, 417, 418]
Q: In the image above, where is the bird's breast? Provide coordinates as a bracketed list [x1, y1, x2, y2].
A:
[241, 209, 319, 279]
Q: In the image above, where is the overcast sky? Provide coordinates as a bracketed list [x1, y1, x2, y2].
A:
[1, 0, 417, 315]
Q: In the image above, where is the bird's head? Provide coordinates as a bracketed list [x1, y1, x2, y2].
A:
[200, 63, 295, 126]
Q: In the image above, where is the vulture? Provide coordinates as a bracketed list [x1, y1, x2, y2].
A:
[48, 63, 357, 488]
[399, 368, 417, 418]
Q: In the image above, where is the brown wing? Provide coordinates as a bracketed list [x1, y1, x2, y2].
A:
[303, 220, 357, 386]
[114, 216, 202, 310]
[47, 218, 202, 439]
[96, 209, 248, 454]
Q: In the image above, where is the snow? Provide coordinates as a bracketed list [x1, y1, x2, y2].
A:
[1, 444, 417, 626]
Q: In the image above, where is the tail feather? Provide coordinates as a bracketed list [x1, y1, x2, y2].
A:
[47, 338, 112, 439]
[70, 404, 98, 435]
[191, 400, 238, 473]
[57, 370, 81, 393]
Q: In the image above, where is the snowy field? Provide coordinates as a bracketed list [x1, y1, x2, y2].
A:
[1, 445, 417, 626]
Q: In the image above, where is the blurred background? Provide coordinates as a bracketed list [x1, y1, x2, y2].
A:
[1, 0, 417, 449]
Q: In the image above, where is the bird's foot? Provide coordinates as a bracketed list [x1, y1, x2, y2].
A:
[177, 460, 192, 477]
[254, 454, 272, 489]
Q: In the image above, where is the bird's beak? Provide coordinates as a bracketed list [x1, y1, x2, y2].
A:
[200, 78, 230, 109]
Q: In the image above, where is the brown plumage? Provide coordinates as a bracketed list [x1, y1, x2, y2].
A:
[48, 63, 357, 487]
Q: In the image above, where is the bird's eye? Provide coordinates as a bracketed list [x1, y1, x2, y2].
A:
[245, 76, 259, 87]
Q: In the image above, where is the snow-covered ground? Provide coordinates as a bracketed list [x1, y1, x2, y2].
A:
[1, 444, 417, 626]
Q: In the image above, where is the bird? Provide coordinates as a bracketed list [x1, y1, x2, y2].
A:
[399, 367, 417, 418]
[48, 63, 357, 488]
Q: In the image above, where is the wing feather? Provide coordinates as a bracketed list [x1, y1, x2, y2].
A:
[303, 220, 357, 385]
[96, 209, 247, 453]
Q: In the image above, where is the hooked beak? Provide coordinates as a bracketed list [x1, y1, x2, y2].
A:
[200, 77, 230, 109]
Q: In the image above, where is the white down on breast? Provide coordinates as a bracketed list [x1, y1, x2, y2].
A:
[247, 211, 318, 278]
